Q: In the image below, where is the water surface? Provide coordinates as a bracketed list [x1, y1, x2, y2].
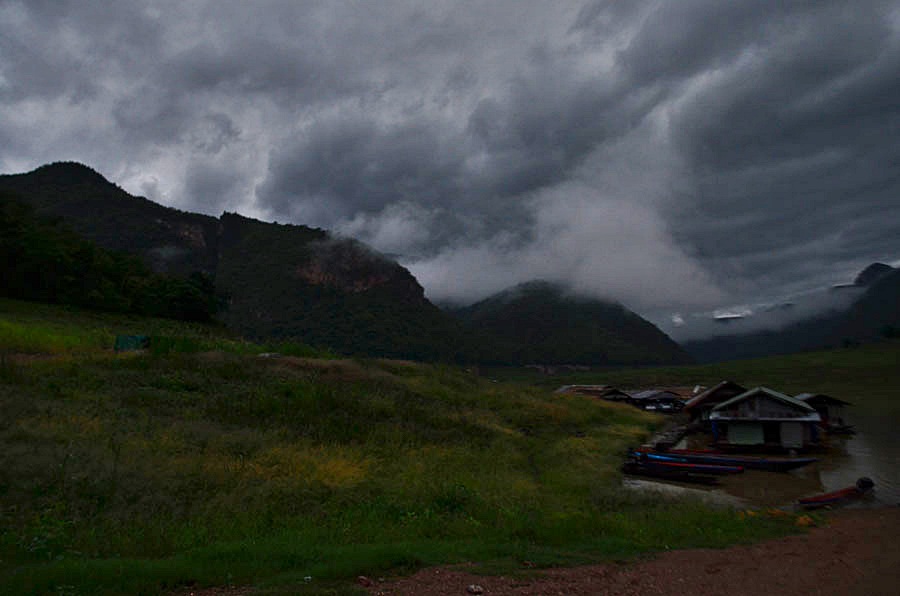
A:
[625, 411, 900, 508]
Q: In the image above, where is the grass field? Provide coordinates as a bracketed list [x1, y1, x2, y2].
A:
[0, 298, 867, 595]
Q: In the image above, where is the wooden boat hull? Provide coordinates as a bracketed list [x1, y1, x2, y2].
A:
[635, 449, 817, 472]
[629, 456, 743, 475]
[622, 461, 720, 485]
[798, 478, 874, 509]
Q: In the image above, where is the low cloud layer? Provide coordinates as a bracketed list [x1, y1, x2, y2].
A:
[2, 1, 899, 327]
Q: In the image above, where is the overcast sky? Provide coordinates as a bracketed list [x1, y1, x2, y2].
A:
[2, 0, 899, 334]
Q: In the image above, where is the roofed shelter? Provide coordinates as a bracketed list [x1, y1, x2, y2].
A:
[795, 393, 852, 430]
[555, 385, 632, 402]
[628, 389, 684, 412]
[684, 380, 747, 423]
[710, 387, 821, 450]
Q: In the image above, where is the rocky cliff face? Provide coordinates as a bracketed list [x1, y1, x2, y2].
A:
[294, 238, 427, 301]
[0, 163, 458, 359]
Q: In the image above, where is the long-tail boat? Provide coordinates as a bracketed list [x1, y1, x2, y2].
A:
[637, 458, 743, 475]
[632, 448, 817, 472]
[798, 477, 874, 509]
[621, 461, 721, 485]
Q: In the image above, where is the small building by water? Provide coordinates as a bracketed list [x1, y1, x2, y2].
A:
[709, 387, 821, 450]
[554, 385, 632, 402]
[628, 389, 684, 412]
[684, 380, 747, 424]
[795, 392, 853, 431]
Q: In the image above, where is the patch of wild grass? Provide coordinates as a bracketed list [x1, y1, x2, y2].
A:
[0, 304, 816, 595]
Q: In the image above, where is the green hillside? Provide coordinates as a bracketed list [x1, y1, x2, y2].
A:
[0, 300, 799, 595]
[0, 163, 472, 362]
[0, 195, 217, 322]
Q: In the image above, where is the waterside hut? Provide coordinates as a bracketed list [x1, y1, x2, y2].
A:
[709, 387, 821, 450]
[628, 390, 684, 412]
[684, 380, 747, 424]
[554, 385, 632, 402]
[795, 393, 853, 431]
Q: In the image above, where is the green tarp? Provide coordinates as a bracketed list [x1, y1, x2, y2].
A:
[114, 335, 150, 352]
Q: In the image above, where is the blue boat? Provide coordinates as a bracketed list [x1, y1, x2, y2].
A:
[632, 449, 817, 472]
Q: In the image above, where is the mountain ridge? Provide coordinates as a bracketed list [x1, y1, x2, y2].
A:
[453, 280, 692, 365]
[0, 162, 469, 360]
[1, 162, 691, 364]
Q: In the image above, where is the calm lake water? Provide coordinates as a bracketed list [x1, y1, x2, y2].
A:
[624, 411, 900, 508]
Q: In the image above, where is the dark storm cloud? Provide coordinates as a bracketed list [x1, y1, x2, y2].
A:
[259, 116, 468, 223]
[661, 0, 900, 300]
[1, 0, 899, 326]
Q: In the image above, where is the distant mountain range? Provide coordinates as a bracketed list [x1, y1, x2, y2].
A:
[684, 263, 900, 362]
[0, 162, 688, 365]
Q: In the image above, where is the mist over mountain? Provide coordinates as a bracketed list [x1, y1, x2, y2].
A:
[683, 263, 900, 362]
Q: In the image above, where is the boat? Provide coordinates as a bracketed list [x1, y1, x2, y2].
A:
[634, 458, 744, 475]
[798, 477, 874, 509]
[632, 448, 818, 472]
[621, 461, 720, 485]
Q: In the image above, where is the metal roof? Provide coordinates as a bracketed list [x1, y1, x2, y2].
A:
[630, 389, 680, 401]
[710, 387, 820, 422]
[794, 393, 853, 406]
[684, 380, 747, 410]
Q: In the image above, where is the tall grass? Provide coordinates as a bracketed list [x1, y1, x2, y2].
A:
[0, 299, 813, 595]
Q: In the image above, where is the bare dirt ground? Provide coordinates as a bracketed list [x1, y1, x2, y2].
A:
[368, 507, 900, 596]
[177, 507, 900, 596]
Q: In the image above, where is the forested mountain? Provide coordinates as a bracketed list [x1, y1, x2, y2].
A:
[0, 162, 469, 360]
[0, 195, 216, 321]
[453, 281, 692, 365]
[1, 162, 699, 364]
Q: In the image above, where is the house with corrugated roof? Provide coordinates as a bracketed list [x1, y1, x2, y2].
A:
[554, 385, 632, 402]
[628, 389, 684, 412]
[709, 387, 821, 450]
[684, 380, 747, 423]
[795, 393, 853, 431]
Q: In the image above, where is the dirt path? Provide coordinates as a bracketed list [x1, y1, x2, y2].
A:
[176, 508, 900, 596]
[368, 507, 900, 596]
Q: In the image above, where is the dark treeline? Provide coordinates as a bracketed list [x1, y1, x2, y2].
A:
[0, 194, 217, 322]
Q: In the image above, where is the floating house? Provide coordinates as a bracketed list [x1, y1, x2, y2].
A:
[709, 387, 821, 450]
[595, 387, 633, 402]
[628, 389, 684, 412]
[684, 380, 747, 423]
[795, 393, 853, 431]
[554, 385, 632, 402]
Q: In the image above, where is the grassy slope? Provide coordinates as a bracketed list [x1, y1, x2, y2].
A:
[2, 299, 812, 595]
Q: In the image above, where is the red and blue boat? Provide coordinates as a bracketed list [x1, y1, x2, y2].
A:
[632, 448, 817, 472]
[622, 454, 743, 485]
[798, 477, 874, 509]
[622, 461, 722, 485]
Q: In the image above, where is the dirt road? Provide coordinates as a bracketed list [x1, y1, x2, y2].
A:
[369, 507, 900, 596]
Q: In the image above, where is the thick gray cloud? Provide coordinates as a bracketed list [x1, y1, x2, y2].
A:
[2, 0, 899, 336]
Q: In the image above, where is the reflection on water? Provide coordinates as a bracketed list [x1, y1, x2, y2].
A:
[624, 410, 900, 508]
[818, 411, 900, 507]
